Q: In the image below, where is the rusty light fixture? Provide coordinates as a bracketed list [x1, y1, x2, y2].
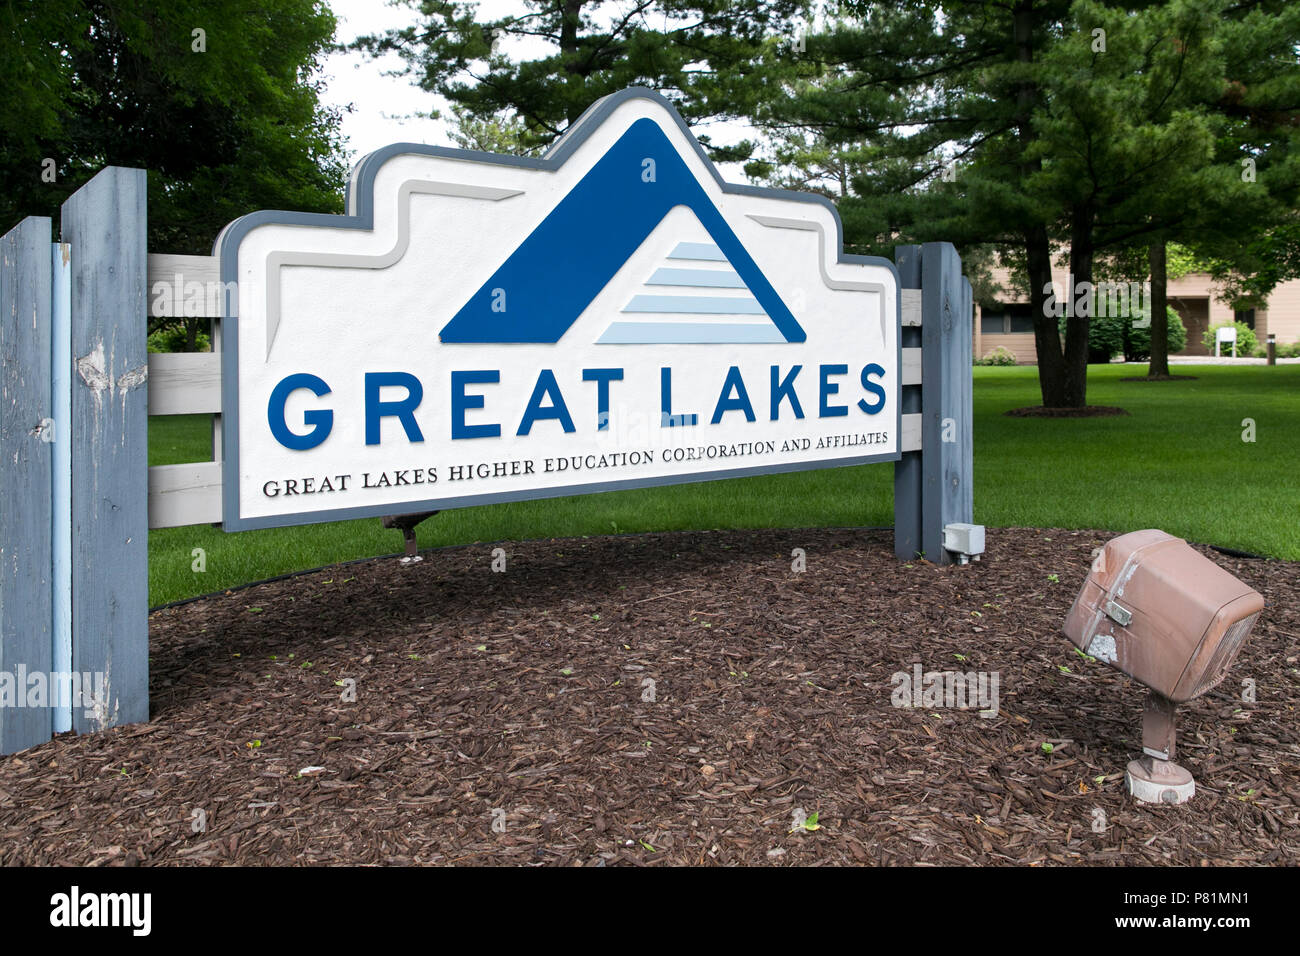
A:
[1062, 530, 1264, 804]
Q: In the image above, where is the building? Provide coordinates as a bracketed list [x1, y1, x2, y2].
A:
[975, 263, 1300, 362]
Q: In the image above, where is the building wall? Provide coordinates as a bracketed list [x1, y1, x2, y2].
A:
[974, 263, 1300, 362]
[975, 330, 1037, 364]
[1259, 281, 1300, 346]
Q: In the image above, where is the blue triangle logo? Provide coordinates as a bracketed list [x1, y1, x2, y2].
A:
[438, 118, 804, 344]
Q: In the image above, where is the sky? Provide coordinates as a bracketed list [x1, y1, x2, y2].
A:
[318, 0, 458, 158]
[319, 0, 755, 178]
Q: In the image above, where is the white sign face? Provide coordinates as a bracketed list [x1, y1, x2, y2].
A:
[217, 89, 900, 530]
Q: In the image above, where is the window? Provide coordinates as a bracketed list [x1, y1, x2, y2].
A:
[981, 303, 1035, 334]
[1234, 308, 1256, 330]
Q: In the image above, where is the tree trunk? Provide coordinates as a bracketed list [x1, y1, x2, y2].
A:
[1012, 2, 1069, 408]
[1061, 210, 1094, 408]
[1026, 224, 1066, 406]
[1147, 239, 1170, 378]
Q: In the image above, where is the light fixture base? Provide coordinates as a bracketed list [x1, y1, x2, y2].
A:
[1126, 756, 1195, 805]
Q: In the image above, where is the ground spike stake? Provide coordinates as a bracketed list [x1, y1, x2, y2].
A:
[382, 511, 439, 563]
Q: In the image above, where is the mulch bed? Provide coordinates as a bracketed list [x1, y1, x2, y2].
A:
[1, 527, 1296, 866]
[1005, 406, 1130, 417]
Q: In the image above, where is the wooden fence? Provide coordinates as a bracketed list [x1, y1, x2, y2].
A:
[0, 166, 972, 755]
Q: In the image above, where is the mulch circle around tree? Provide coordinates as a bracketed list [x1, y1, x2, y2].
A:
[2, 527, 1295, 866]
[1005, 406, 1130, 418]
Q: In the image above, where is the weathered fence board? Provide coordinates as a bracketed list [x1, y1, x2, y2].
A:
[900, 413, 923, 453]
[0, 217, 55, 755]
[957, 276, 974, 518]
[148, 254, 221, 317]
[901, 288, 922, 327]
[901, 347, 922, 386]
[62, 167, 150, 731]
[148, 352, 221, 415]
[149, 461, 223, 528]
[51, 241, 73, 733]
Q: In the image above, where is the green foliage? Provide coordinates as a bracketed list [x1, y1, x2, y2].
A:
[1095, 244, 1211, 286]
[1125, 307, 1187, 362]
[975, 347, 1018, 367]
[1198, 220, 1300, 306]
[1167, 244, 1212, 281]
[350, 0, 803, 157]
[1059, 306, 1186, 363]
[447, 105, 540, 156]
[790, 810, 821, 833]
[1202, 322, 1259, 357]
[1083, 316, 1126, 365]
[147, 327, 211, 353]
[1275, 340, 1300, 359]
[3, 0, 348, 253]
[742, 0, 1300, 407]
[1056, 313, 1121, 364]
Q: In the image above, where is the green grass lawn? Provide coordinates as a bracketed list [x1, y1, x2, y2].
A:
[148, 363, 1300, 605]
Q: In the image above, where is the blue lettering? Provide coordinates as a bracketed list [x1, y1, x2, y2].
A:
[711, 365, 756, 424]
[268, 373, 332, 450]
[582, 367, 623, 431]
[819, 364, 848, 418]
[365, 371, 424, 445]
[770, 365, 804, 420]
[858, 363, 887, 414]
[451, 370, 501, 439]
[517, 369, 576, 435]
[660, 367, 697, 427]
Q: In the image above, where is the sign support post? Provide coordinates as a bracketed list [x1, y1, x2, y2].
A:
[894, 242, 974, 563]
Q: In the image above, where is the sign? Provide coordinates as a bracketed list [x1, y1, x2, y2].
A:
[216, 88, 900, 531]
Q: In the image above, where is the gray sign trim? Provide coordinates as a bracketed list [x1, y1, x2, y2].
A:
[216, 87, 902, 532]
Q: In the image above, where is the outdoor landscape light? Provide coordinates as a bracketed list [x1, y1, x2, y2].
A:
[1062, 529, 1264, 804]
[943, 522, 986, 564]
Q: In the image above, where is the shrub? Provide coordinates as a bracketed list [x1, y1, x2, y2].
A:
[1057, 306, 1184, 363]
[147, 326, 211, 353]
[1201, 321, 1258, 357]
[1124, 306, 1187, 361]
[976, 346, 1017, 366]
[1088, 316, 1126, 363]
[1055, 314, 1120, 363]
[1275, 340, 1300, 359]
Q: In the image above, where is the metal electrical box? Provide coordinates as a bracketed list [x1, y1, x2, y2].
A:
[1062, 529, 1264, 703]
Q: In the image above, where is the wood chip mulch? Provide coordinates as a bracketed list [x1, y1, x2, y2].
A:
[1, 526, 1296, 866]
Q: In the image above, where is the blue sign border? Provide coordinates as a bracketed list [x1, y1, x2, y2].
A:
[215, 87, 902, 532]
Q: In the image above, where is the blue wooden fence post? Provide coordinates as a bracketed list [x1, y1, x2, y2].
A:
[895, 242, 974, 564]
[893, 245, 923, 560]
[60, 168, 150, 732]
[0, 217, 55, 755]
[919, 242, 974, 563]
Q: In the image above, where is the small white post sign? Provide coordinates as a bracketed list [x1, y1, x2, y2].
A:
[216, 89, 900, 530]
